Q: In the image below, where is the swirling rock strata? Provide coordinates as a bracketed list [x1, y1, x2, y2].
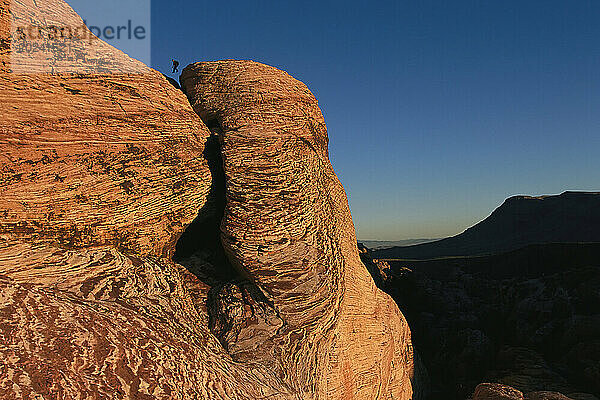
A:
[0, 0, 210, 257]
[0, 242, 297, 399]
[181, 60, 415, 399]
[0, 0, 293, 398]
[0, 0, 416, 397]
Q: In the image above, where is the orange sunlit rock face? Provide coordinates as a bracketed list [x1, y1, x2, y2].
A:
[0, 0, 415, 398]
[181, 60, 415, 399]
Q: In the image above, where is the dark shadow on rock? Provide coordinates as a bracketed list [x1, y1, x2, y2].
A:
[173, 120, 283, 358]
[359, 243, 600, 399]
[173, 132, 237, 285]
[162, 74, 183, 92]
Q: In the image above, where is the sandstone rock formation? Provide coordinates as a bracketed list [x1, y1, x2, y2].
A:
[1, 0, 145, 74]
[0, 0, 416, 398]
[180, 60, 415, 399]
[358, 242, 392, 288]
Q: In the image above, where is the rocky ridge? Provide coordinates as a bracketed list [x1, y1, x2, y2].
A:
[374, 191, 600, 260]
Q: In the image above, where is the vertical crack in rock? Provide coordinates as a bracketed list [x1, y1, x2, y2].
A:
[173, 133, 233, 285]
[173, 119, 284, 361]
[207, 281, 284, 362]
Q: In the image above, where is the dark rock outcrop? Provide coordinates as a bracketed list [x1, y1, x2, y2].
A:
[473, 383, 525, 400]
[472, 383, 576, 400]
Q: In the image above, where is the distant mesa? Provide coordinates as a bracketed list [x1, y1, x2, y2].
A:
[373, 191, 600, 260]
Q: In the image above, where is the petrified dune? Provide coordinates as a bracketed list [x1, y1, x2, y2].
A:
[181, 61, 415, 398]
[0, 0, 415, 399]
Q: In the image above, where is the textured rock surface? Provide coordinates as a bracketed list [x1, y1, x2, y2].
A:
[526, 392, 573, 400]
[181, 60, 415, 399]
[0, 1, 285, 398]
[0, 0, 210, 257]
[471, 383, 575, 400]
[0, 0, 416, 398]
[0, 243, 298, 399]
[1, 0, 145, 74]
[473, 383, 525, 400]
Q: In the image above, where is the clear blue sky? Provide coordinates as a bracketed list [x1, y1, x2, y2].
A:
[150, 0, 600, 240]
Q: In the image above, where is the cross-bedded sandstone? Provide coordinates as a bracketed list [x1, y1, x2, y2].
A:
[181, 60, 415, 399]
[0, 0, 416, 398]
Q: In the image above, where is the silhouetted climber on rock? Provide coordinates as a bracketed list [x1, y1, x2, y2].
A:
[171, 59, 179, 73]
